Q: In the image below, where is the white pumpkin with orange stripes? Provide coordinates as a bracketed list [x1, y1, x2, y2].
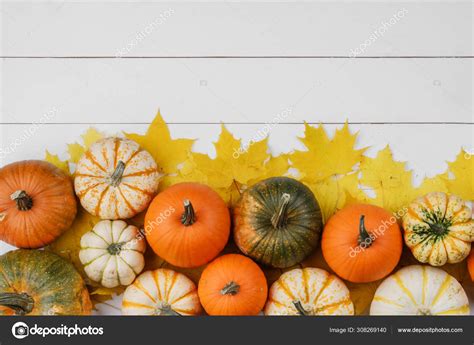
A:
[79, 220, 146, 288]
[264, 268, 354, 316]
[122, 269, 202, 316]
[403, 192, 474, 266]
[75, 137, 160, 220]
[370, 265, 470, 315]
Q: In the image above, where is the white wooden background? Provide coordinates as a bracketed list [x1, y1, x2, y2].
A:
[0, 0, 473, 315]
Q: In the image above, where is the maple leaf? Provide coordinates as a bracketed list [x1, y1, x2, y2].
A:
[125, 110, 195, 187]
[174, 125, 290, 205]
[289, 122, 367, 220]
[444, 150, 474, 200]
[67, 128, 104, 164]
[359, 146, 417, 213]
[291, 122, 366, 181]
[45, 151, 71, 176]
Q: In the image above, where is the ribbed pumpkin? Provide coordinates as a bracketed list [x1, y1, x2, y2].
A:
[75, 137, 160, 220]
[322, 204, 403, 283]
[79, 220, 146, 288]
[0, 250, 91, 315]
[403, 192, 474, 266]
[198, 254, 268, 315]
[122, 269, 202, 316]
[0, 160, 77, 248]
[370, 265, 470, 315]
[145, 183, 230, 268]
[265, 268, 354, 316]
[233, 177, 322, 268]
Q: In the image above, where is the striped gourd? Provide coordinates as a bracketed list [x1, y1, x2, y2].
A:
[264, 268, 354, 316]
[122, 269, 202, 316]
[75, 137, 160, 219]
[370, 265, 470, 315]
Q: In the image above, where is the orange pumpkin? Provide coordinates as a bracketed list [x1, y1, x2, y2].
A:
[322, 204, 402, 283]
[198, 254, 267, 315]
[468, 249, 474, 282]
[0, 160, 77, 248]
[145, 182, 230, 268]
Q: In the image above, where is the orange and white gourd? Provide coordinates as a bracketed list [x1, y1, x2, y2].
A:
[264, 268, 354, 316]
[75, 137, 160, 219]
[79, 220, 146, 288]
[403, 192, 474, 266]
[122, 269, 202, 316]
[370, 265, 470, 315]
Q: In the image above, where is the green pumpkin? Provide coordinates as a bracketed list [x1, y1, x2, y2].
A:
[233, 177, 323, 268]
[0, 249, 92, 315]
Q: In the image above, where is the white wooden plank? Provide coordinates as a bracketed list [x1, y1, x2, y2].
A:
[1, 2, 472, 57]
[1, 58, 472, 123]
[0, 123, 471, 181]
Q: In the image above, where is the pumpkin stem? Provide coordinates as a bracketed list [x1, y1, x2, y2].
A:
[220, 281, 240, 296]
[358, 215, 374, 248]
[0, 292, 34, 315]
[271, 193, 291, 229]
[107, 242, 125, 255]
[10, 190, 33, 211]
[156, 302, 182, 316]
[293, 300, 309, 316]
[181, 199, 196, 226]
[110, 160, 126, 187]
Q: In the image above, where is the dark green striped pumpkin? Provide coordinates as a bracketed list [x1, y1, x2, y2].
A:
[233, 177, 323, 268]
[0, 249, 92, 315]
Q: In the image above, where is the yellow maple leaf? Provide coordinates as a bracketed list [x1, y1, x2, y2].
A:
[291, 122, 366, 181]
[45, 151, 71, 175]
[359, 146, 417, 213]
[444, 150, 474, 200]
[125, 110, 195, 187]
[174, 125, 290, 205]
[67, 128, 104, 163]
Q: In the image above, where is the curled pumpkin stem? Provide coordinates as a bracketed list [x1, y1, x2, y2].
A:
[293, 300, 309, 316]
[10, 190, 33, 211]
[271, 193, 291, 229]
[0, 292, 34, 315]
[220, 281, 240, 296]
[181, 199, 196, 226]
[110, 160, 126, 187]
[358, 215, 374, 248]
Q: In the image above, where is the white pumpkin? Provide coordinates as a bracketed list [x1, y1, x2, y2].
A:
[79, 220, 146, 288]
[75, 137, 160, 219]
[264, 268, 354, 316]
[370, 265, 470, 315]
[122, 269, 202, 316]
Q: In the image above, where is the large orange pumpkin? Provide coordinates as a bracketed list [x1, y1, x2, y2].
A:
[468, 249, 474, 282]
[0, 160, 77, 248]
[198, 254, 268, 316]
[145, 182, 230, 268]
[322, 204, 403, 283]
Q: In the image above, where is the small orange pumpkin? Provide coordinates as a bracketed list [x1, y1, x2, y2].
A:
[322, 204, 403, 283]
[198, 254, 268, 316]
[0, 160, 77, 248]
[468, 249, 474, 282]
[145, 182, 230, 268]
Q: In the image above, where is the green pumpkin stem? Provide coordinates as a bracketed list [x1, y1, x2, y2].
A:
[10, 190, 33, 211]
[271, 193, 291, 229]
[293, 300, 309, 316]
[358, 215, 374, 248]
[110, 160, 126, 187]
[0, 292, 34, 315]
[181, 200, 196, 226]
[220, 281, 240, 296]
